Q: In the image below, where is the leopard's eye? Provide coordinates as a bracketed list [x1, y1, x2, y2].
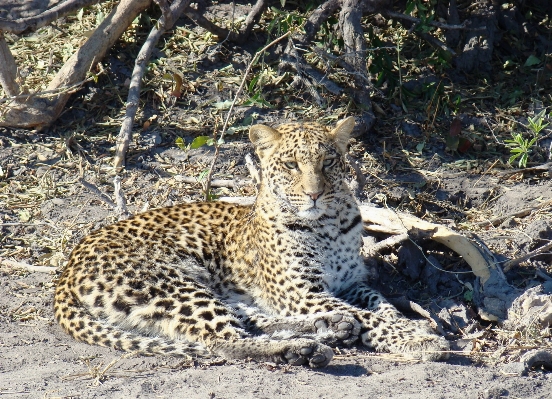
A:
[323, 158, 336, 168]
[284, 161, 298, 170]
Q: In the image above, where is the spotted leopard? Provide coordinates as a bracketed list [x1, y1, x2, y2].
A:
[54, 117, 449, 367]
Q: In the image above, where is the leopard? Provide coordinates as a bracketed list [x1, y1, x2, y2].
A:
[54, 117, 450, 368]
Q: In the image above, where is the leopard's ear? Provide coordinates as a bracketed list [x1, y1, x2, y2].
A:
[330, 116, 355, 153]
[249, 124, 281, 156]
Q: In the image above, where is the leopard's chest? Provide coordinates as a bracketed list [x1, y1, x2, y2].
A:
[274, 213, 365, 292]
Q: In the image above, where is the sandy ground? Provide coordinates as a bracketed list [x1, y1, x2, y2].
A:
[1, 266, 551, 399]
[1, 137, 552, 398]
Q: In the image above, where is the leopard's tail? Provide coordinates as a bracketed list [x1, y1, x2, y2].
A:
[53, 283, 210, 358]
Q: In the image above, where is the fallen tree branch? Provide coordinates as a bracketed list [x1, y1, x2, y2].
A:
[113, 0, 192, 171]
[0, 0, 103, 34]
[0, 258, 58, 273]
[0, 32, 19, 96]
[362, 233, 409, 257]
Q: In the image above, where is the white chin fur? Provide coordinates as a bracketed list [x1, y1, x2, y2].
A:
[297, 207, 325, 220]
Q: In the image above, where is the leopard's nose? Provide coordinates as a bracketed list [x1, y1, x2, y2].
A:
[305, 190, 324, 201]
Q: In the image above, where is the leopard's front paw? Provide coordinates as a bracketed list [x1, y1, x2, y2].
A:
[282, 340, 334, 368]
[313, 312, 361, 346]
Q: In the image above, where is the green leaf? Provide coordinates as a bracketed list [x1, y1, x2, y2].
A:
[519, 153, 528, 168]
[524, 55, 541, 67]
[175, 137, 187, 150]
[190, 136, 211, 149]
[416, 142, 425, 152]
[509, 153, 521, 164]
[405, 0, 415, 14]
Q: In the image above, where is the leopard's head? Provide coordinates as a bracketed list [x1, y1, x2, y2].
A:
[249, 117, 355, 220]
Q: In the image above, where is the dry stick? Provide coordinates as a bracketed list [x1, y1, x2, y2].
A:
[175, 175, 251, 189]
[476, 198, 552, 227]
[113, 0, 192, 171]
[503, 241, 552, 272]
[0, 0, 103, 34]
[0, 32, 19, 96]
[0, 76, 95, 104]
[113, 176, 131, 220]
[79, 178, 117, 209]
[203, 31, 291, 201]
[0, 258, 57, 273]
[363, 233, 409, 257]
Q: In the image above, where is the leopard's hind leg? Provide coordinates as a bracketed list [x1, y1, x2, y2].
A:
[56, 256, 333, 367]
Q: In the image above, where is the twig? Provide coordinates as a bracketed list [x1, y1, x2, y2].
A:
[113, 0, 192, 171]
[0, 258, 58, 273]
[113, 176, 131, 220]
[79, 178, 117, 209]
[503, 241, 552, 272]
[384, 10, 485, 31]
[203, 31, 291, 201]
[175, 175, 251, 189]
[476, 199, 552, 227]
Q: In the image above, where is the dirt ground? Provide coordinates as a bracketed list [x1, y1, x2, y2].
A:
[1, 133, 552, 398]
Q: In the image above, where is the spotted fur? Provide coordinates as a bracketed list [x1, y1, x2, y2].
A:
[54, 117, 449, 367]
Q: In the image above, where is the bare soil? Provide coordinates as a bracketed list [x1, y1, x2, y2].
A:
[1, 131, 552, 398]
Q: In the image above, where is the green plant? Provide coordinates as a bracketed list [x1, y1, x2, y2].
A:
[505, 109, 549, 168]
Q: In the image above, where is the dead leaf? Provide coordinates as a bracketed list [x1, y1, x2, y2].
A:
[450, 118, 462, 136]
[171, 73, 183, 97]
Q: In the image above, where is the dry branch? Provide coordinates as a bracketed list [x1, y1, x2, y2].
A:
[0, 0, 103, 34]
[0, 258, 58, 273]
[113, 0, 192, 171]
[0, 32, 19, 96]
